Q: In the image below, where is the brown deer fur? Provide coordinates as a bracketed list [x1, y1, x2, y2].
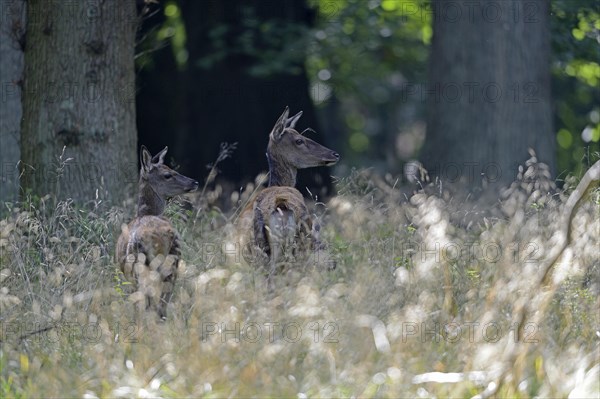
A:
[116, 146, 198, 319]
[236, 107, 339, 273]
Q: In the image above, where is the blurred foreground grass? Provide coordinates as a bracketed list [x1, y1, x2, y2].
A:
[1, 154, 599, 398]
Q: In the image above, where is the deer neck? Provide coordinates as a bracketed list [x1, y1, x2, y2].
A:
[267, 152, 297, 187]
[136, 179, 166, 217]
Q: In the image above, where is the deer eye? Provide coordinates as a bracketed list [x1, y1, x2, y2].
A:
[163, 173, 173, 179]
[295, 138, 304, 145]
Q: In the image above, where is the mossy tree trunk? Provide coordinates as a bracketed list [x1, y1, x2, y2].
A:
[0, 0, 25, 203]
[423, 0, 554, 189]
[20, 0, 138, 203]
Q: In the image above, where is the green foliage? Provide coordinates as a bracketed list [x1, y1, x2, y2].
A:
[306, 0, 430, 165]
[113, 269, 132, 299]
[551, 1, 600, 177]
[305, 0, 599, 176]
[0, 374, 25, 399]
[194, 5, 309, 77]
[308, 0, 430, 89]
[160, 1, 188, 69]
[136, 1, 188, 70]
[134, 0, 597, 178]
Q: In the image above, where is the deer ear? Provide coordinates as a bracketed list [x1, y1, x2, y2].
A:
[140, 145, 153, 172]
[270, 106, 289, 141]
[286, 111, 303, 130]
[152, 146, 168, 165]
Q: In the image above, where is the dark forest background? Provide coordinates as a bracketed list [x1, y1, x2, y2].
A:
[0, 0, 598, 203]
[136, 0, 598, 195]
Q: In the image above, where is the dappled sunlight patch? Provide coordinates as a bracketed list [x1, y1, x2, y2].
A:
[289, 283, 322, 318]
[0, 286, 21, 311]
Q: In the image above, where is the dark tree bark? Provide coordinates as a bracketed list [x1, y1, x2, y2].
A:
[0, 0, 25, 203]
[20, 0, 138, 203]
[422, 0, 555, 189]
[178, 0, 332, 196]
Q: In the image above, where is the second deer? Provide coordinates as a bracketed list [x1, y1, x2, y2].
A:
[236, 107, 339, 276]
[116, 146, 198, 319]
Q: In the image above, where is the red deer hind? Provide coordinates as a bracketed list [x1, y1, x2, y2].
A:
[237, 107, 339, 277]
[116, 146, 198, 319]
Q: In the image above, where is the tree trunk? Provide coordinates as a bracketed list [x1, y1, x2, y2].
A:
[0, 0, 25, 203]
[422, 0, 554, 189]
[20, 0, 138, 203]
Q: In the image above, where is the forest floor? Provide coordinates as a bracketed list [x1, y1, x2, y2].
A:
[1, 155, 599, 398]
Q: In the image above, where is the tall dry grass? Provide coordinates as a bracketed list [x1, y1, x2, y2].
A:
[1, 153, 598, 398]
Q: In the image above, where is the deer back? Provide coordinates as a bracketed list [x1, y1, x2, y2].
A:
[233, 107, 339, 268]
[116, 145, 198, 319]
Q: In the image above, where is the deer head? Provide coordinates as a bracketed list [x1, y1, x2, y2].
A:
[137, 146, 198, 216]
[267, 107, 340, 186]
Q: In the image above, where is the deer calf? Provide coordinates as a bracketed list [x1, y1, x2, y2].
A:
[237, 107, 339, 276]
[116, 146, 198, 319]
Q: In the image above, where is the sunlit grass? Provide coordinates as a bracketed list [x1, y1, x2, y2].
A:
[1, 154, 599, 398]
